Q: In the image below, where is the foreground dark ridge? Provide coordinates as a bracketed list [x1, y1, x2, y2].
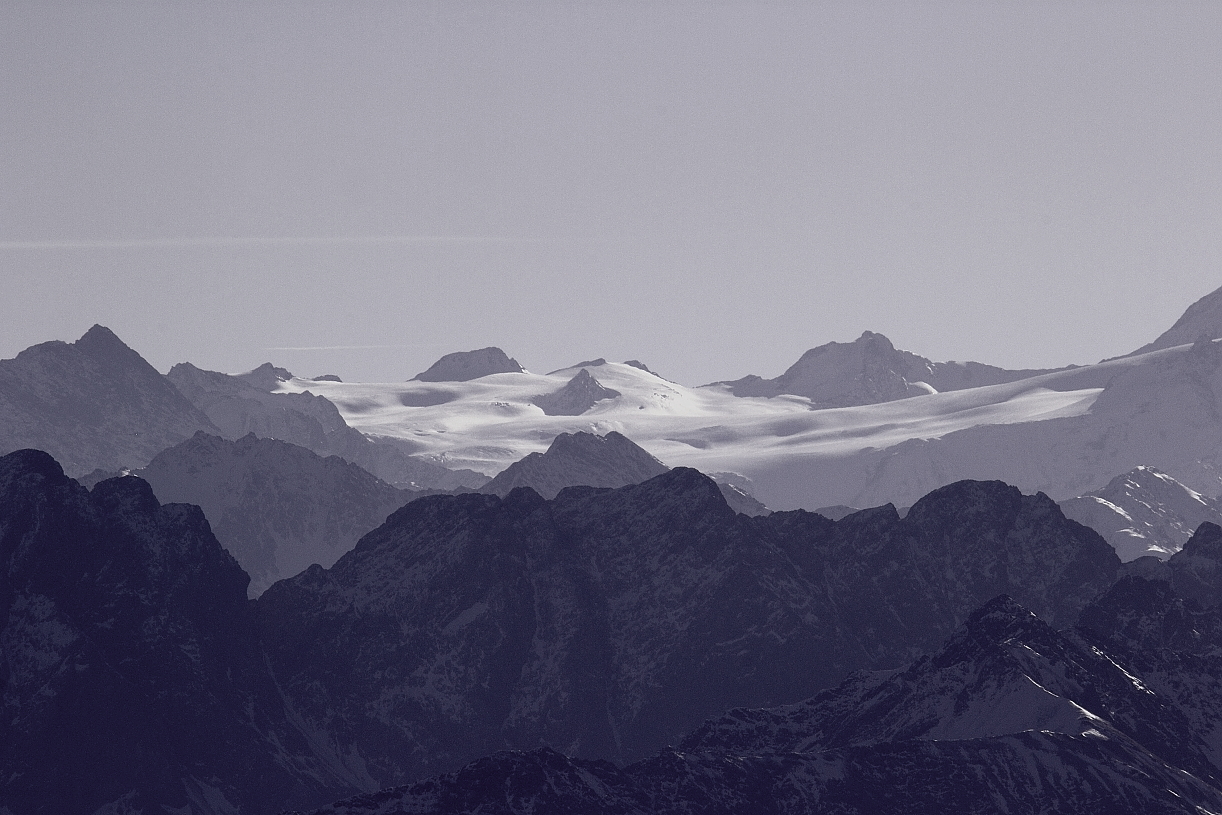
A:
[296, 588, 1222, 815]
[3, 447, 1176, 813]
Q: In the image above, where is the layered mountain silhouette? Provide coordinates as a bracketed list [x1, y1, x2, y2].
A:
[482, 430, 768, 515]
[481, 431, 667, 497]
[412, 347, 525, 381]
[0, 325, 218, 475]
[716, 330, 1059, 407]
[16, 443, 1222, 813]
[136, 432, 415, 595]
[1060, 466, 1222, 561]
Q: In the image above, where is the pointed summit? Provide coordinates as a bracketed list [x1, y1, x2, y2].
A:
[0, 327, 217, 475]
[531, 368, 620, 416]
[482, 430, 666, 498]
[413, 347, 524, 382]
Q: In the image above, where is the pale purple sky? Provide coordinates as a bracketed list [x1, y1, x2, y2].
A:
[2, 2, 1219, 384]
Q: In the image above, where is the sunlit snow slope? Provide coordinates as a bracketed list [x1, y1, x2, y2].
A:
[272, 351, 1154, 509]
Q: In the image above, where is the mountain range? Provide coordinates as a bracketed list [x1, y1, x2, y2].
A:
[304, 579, 1222, 815]
[5, 286, 1222, 812]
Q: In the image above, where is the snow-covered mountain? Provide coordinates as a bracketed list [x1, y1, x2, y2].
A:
[136, 432, 415, 596]
[1059, 466, 1222, 561]
[168, 361, 487, 491]
[257, 285, 1222, 513]
[0, 325, 218, 475]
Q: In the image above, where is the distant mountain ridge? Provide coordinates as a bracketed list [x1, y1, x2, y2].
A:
[715, 330, 1061, 407]
[168, 361, 487, 491]
[0, 325, 218, 475]
[413, 347, 525, 382]
[137, 432, 415, 595]
[481, 431, 667, 498]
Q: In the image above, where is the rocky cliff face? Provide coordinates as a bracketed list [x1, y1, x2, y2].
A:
[0, 449, 364, 815]
[258, 472, 1118, 786]
[296, 594, 1222, 815]
[0, 325, 218, 475]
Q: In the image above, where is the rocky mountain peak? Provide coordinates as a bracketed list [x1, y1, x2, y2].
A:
[531, 368, 621, 416]
[237, 362, 295, 391]
[482, 430, 667, 498]
[73, 324, 136, 359]
[412, 347, 525, 382]
[961, 594, 1044, 641]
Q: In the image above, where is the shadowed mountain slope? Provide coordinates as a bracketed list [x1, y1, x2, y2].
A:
[296, 595, 1222, 815]
[413, 347, 525, 382]
[257, 472, 1118, 785]
[138, 432, 415, 595]
[0, 449, 364, 815]
[0, 325, 218, 475]
[717, 330, 1059, 407]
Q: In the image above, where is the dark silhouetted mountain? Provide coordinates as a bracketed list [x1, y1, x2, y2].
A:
[532, 369, 621, 415]
[481, 431, 667, 498]
[412, 347, 525, 382]
[1060, 466, 1222, 561]
[137, 432, 415, 596]
[1131, 283, 1222, 356]
[482, 431, 769, 515]
[257, 474, 1117, 786]
[0, 325, 218, 475]
[296, 596, 1222, 815]
[715, 331, 1058, 407]
[0, 449, 366, 815]
[167, 361, 487, 491]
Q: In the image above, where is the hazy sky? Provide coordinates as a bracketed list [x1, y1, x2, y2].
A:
[2, 2, 1219, 385]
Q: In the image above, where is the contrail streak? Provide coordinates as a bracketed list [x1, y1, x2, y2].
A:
[0, 235, 529, 250]
[263, 345, 412, 352]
